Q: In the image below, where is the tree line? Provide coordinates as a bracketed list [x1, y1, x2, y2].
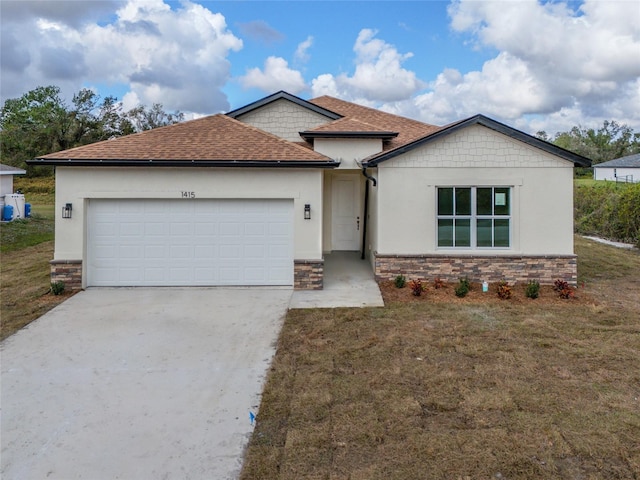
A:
[2, 85, 639, 176]
[536, 121, 640, 165]
[0, 85, 183, 175]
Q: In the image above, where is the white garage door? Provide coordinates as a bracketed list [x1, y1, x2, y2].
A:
[87, 199, 293, 286]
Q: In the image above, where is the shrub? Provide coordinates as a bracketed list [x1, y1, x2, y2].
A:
[433, 277, 446, 289]
[455, 277, 471, 298]
[496, 281, 512, 299]
[558, 287, 575, 299]
[574, 182, 640, 245]
[50, 281, 65, 296]
[553, 279, 569, 291]
[408, 279, 425, 296]
[394, 274, 406, 288]
[525, 280, 540, 299]
[553, 279, 574, 299]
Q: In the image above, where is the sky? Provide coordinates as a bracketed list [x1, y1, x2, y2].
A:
[1, 0, 639, 136]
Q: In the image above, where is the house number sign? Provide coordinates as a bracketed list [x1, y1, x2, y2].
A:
[181, 191, 196, 198]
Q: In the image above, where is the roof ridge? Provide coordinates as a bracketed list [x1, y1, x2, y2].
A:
[309, 95, 438, 128]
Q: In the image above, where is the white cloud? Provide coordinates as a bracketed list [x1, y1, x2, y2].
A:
[311, 29, 424, 103]
[1, 0, 242, 114]
[239, 56, 307, 94]
[294, 36, 314, 63]
[420, 0, 640, 133]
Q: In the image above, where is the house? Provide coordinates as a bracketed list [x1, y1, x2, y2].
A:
[593, 153, 640, 183]
[0, 163, 26, 197]
[28, 91, 590, 290]
[1, 164, 27, 220]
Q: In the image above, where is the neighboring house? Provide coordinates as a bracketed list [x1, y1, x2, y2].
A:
[28, 91, 590, 290]
[0, 164, 26, 197]
[593, 153, 640, 183]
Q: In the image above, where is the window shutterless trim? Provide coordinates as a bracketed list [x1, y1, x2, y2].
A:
[436, 186, 511, 250]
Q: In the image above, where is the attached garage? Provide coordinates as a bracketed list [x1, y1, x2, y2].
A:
[87, 199, 293, 287]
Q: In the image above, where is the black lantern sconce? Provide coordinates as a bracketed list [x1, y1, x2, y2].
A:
[62, 203, 73, 219]
[304, 204, 311, 220]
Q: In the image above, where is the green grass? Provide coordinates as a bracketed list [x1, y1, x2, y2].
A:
[0, 214, 54, 253]
[0, 177, 61, 340]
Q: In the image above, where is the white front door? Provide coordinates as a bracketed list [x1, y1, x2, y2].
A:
[331, 175, 361, 251]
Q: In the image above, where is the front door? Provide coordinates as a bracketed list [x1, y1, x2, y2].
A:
[331, 175, 360, 251]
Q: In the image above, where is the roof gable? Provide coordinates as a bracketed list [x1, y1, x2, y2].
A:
[30, 114, 337, 167]
[363, 114, 591, 168]
[309, 96, 440, 152]
[227, 91, 341, 121]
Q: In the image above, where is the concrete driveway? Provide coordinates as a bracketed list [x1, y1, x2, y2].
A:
[1, 287, 292, 480]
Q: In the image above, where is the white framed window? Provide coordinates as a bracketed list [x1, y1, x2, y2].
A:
[437, 187, 511, 248]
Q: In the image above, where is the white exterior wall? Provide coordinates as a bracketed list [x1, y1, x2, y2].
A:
[314, 138, 382, 169]
[1, 176, 14, 196]
[237, 99, 331, 142]
[376, 125, 575, 256]
[54, 167, 323, 267]
[594, 167, 638, 183]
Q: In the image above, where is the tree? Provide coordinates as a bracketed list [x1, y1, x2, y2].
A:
[125, 103, 185, 132]
[0, 86, 69, 173]
[1, 85, 183, 175]
[538, 120, 640, 165]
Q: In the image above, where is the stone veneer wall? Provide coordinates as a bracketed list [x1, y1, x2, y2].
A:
[375, 254, 577, 285]
[50, 260, 83, 290]
[294, 259, 324, 290]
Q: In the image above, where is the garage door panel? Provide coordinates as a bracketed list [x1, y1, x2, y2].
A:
[88, 199, 293, 286]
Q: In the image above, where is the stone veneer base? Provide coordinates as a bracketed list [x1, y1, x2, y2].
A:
[49, 259, 325, 291]
[50, 260, 83, 290]
[294, 259, 324, 290]
[375, 254, 577, 286]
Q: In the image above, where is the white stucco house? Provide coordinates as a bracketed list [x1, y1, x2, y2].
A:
[593, 153, 640, 183]
[28, 91, 590, 290]
[0, 163, 26, 197]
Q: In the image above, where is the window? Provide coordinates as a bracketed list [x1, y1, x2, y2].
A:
[437, 187, 511, 248]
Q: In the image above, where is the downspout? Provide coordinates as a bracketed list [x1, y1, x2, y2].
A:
[361, 166, 377, 260]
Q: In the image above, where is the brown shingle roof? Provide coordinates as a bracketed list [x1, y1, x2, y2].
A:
[307, 117, 395, 134]
[37, 114, 332, 163]
[309, 96, 441, 151]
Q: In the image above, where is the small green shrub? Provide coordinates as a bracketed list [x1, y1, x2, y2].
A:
[408, 279, 425, 296]
[455, 277, 471, 298]
[525, 280, 540, 299]
[496, 281, 512, 300]
[50, 281, 65, 296]
[394, 274, 406, 288]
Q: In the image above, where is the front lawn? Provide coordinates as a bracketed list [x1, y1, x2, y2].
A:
[241, 237, 640, 479]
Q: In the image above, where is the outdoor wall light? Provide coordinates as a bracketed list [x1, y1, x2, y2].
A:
[304, 204, 311, 220]
[62, 203, 72, 219]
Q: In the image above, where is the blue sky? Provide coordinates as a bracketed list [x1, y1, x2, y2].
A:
[2, 0, 639, 135]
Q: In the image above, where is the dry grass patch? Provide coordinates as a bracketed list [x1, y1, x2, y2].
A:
[0, 241, 74, 341]
[241, 238, 640, 479]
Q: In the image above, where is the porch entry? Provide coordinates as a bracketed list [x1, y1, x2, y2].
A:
[331, 174, 361, 251]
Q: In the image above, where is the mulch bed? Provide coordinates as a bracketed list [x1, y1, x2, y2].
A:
[378, 280, 595, 305]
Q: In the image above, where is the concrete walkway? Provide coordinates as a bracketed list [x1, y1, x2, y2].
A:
[1, 288, 291, 480]
[289, 252, 384, 308]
